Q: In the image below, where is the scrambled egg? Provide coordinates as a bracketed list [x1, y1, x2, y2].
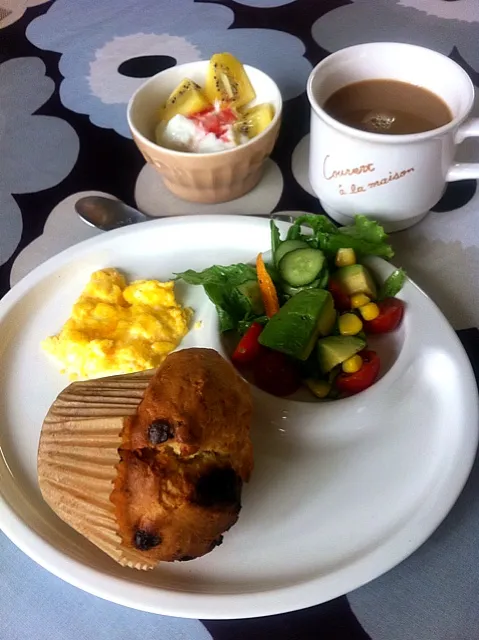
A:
[42, 268, 192, 380]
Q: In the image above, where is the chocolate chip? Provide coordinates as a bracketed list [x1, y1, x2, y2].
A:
[148, 420, 174, 445]
[134, 529, 162, 551]
[194, 467, 242, 507]
[209, 535, 223, 551]
[178, 555, 195, 562]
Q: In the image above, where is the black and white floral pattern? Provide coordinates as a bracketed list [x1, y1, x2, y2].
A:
[0, 57, 78, 266]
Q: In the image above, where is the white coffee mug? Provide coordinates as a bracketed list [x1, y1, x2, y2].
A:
[307, 42, 479, 232]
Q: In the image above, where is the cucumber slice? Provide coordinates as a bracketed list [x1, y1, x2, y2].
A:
[279, 248, 326, 287]
[283, 268, 330, 296]
[283, 278, 321, 297]
[318, 267, 329, 290]
[274, 240, 308, 266]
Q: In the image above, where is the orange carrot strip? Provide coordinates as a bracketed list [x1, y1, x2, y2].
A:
[256, 253, 280, 318]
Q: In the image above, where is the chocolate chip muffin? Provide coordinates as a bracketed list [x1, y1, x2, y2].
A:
[110, 348, 253, 563]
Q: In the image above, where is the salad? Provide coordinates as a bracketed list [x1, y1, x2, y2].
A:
[177, 215, 406, 399]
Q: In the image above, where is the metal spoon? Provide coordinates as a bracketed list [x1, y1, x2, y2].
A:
[75, 195, 295, 231]
[75, 196, 151, 231]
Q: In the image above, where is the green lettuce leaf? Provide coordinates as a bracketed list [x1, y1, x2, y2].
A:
[286, 214, 336, 243]
[237, 315, 268, 335]
[286, 214, 394, 260]
[290, 214, 338, 237]
[176, 264, 257, 286]
[270, 220, 281, 265]
[176, 264, 259, 332]
[378, 268, 407, 300]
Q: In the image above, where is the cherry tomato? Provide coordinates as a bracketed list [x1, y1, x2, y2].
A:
[232, 322, 264, 364]
[335, 350, 380, 396]
[328, 279, 351, 312]
[253, 349, 301, 397]
[363, 298, 405, 334]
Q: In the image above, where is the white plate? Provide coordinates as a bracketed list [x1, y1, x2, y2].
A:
[0, 215, 477, 619]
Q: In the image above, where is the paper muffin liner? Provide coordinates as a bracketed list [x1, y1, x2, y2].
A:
[38, 369, 156, 570]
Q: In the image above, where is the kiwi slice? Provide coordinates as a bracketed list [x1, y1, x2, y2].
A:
[205, 53, 256, 109]
[234, 103, 275, 140]
[160, 78, 211, 123]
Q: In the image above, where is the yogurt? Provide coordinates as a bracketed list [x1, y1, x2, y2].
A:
[156, 107, 247, 154]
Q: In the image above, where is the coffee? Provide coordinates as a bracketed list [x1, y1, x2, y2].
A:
[323, 79, 452, 135]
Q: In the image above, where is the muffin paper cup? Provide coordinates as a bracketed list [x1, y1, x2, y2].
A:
[38, 369, 156, 570]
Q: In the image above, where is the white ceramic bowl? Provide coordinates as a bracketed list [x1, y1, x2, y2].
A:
[127, 61, 283, 203]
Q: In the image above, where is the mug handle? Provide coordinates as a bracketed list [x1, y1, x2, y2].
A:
[447, 118, 479, 181]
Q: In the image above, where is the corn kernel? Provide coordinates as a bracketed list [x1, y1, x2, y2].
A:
[359, 302, 380, 321]
[350, 293, 370, 309]
[342, 354, 363, 374]
[335, 247, 356, 267]
[338, 313, 363, 336]
[305, 379, 331, 398]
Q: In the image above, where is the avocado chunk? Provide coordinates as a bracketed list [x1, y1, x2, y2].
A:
[237, 280, 264, 315]
[317, 335, 366, 374]
[259, 289, 336, 361]
[332, 264, 377, 299]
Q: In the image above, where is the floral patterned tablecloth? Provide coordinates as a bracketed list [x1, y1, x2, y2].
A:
[1, 2, 479, 639]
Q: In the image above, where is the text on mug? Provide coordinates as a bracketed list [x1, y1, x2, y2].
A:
[322, 155, 415, 196]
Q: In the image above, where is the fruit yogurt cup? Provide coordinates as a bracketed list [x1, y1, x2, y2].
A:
[127, 60, 282, 204]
